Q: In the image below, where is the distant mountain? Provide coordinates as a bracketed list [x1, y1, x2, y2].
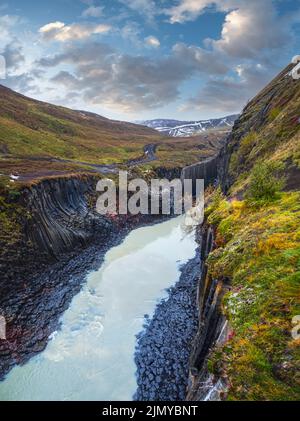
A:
[138, 114, 239, 137]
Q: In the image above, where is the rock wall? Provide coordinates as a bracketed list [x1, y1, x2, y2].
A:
[186, 224, 229, 400]
[181, 155, 219, 192]
[1, 175, 113, 292]
[153, 166, 182, 180]
[186, 64, 299, 401]
[24, 176, 112, 258]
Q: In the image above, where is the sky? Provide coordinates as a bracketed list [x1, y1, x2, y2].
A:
[0, 0, 300, 122]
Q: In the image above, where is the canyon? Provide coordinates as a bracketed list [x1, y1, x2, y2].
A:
[0, 61, 299, 401]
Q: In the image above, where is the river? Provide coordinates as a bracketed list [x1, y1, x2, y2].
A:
[0, 216, 197, 401]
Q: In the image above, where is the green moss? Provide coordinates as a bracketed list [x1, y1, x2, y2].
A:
[205, 190, 300, 400]
[245, 161, 286, 204]
[268, 107, 281, 122]
[0, 179, 24, 248]
[226, 69, 300, 189]
[228, 133, 258, 177]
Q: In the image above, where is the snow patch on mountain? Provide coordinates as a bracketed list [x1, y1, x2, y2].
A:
[138, 115, 239, 137]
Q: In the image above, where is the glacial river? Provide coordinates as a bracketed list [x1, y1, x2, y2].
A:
[0, 216, 197, 401]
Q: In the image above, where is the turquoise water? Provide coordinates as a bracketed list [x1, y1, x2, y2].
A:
[0, 216, 196, 401]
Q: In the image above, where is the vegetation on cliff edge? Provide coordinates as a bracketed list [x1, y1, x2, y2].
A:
[204, 63, 300, 400]
[205, 187, 300, 400]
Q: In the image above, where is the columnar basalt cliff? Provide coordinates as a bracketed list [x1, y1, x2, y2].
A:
[0, 152, 222, 382]
[186, 224, 229, 401]
[0, 173, 171, 380]
[0, 175, 113, 289]
[186, 62, 300, 401]
[24, 176, 112, 258]
[181, 155, 219, 188]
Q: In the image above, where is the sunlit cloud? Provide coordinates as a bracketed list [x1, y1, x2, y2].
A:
[39, 21, 112, 42]
[145, 35, 160, 48]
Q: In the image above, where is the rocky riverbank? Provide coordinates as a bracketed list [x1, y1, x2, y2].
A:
[134, 245, 201, 401]
[0, 214, 167, 381]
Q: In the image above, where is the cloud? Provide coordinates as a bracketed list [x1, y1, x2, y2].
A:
[2, 72, 37, 94]
[166, 0, 214, 24]
[118, 0, 158, 22]
[39, 21, 111, 42]
[38, 42, 114, 67]
[2, 1, 299, 120]
[145, 35, 160, 48]
[37, 40, 229, 114]
[82, 6, 104, 18]
[162, 0, 300, 116]
[2, 41, 25, 72]
[0, 14, 21, 44]
[172, 43, 229, 74]
[182, 62, 274, 114]
[120, 22, 143, 47]
[167, 1, 298, 59]
[206, 1, 295, 59]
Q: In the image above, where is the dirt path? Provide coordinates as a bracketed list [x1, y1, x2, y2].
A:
[6, 144, 159, 182]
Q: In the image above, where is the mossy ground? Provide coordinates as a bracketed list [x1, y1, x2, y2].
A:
[205, 189, 300, 400]
[0, 176, 26, 253]
[202, 66, 300, 401]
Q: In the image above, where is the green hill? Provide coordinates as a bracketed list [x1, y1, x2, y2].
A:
[0, 84, 225, 182]
[204, 62, 300, 400]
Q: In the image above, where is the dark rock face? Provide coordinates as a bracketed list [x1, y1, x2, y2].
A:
[217, 63, 296, 192]
[186, 225, 229, 401]
[184, 64, 299, 401]
[0, 175, 115, 380]
[0, 175, 113, 294]
[134, 252, 200, 401]
[0, 235, 117, 380]
[0, 173, 166, 381]
[24, 176, 112, 258]
[133, 156, 222, 401]
[0, 213, 165, 380]
[0, 147, 223, 388]
[181, 155, 219, 193]
[153, 167, 182, 181]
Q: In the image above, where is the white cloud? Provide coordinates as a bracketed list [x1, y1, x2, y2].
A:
[82, 6, 104, 18]
[2, 1, 300, 120]
[166, 0, 214, 24]
[118, 0, 158, 22]
[39, 21, 111, 42]
[182, 62, 273, 114]
[167, 0, 297, 60]
[39, 21, 65, 33]
[207, 1, 293, 59]
[0, 14, 21, 44]
[145, 35, 160, 48]
[120, 22, 143, 47]
[37, 40, 228, 114]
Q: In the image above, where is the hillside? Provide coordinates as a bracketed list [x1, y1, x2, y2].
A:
[189, 62, 300, 401]
[0, 84, 160, 175]
[0, 85, 226, 182]
[220, 64, 300, 193]
[140, 115, 238, 137]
